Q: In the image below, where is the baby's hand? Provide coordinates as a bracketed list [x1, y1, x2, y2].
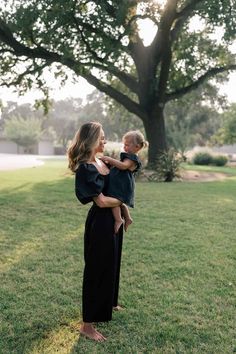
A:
[100, 155, 111, 164]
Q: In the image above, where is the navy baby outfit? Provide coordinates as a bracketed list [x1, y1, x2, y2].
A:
[106, 152, 141, 208]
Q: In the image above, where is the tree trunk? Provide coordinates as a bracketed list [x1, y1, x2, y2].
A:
[143, 105, 167, 168]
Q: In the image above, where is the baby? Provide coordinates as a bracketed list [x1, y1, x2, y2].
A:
[100, 130, 148, 234]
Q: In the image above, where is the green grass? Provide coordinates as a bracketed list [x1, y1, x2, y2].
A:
[0, 160, 236, 354]
[182, 162, 236, 176]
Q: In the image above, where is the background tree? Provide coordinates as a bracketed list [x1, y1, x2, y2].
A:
[0, 102, 43, 130]
[0, 99, 82, 150]
[4, 116, 43, 152]
[0, 0, 235, 166]
[165, 83, 226, 155]
[0, 85, 229, 155]
[44, 98, 83, 149]
[210, 103, 236, 145]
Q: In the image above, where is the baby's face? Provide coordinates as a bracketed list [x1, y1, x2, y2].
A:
[123, 138, 139, 154]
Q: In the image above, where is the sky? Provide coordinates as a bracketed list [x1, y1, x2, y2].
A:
[220, 73, 236, 102]
[0, 76, 93, 104]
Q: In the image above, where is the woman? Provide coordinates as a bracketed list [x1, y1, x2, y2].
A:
[68, 122, 124, 342]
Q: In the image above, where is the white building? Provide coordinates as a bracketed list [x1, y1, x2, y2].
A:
[0, 134, 54, 155]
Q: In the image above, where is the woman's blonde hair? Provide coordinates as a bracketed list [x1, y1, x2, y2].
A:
[123, 130, 148, 149]
[67, 121, 102, 172]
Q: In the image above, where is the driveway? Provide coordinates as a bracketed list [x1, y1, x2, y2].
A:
[0, 154, 45, 170]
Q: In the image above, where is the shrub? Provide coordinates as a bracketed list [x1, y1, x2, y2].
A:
[192, 152, 213, 165]
[103, 148, 120, 159]
[154, 148, 183, 182]
[192, 152, 228, 166]
[212, 155, 228, 166]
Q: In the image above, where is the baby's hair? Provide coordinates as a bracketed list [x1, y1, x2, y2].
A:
[123, 130, 148, 149]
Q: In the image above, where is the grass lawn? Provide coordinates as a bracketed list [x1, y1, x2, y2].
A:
[0, 160, 236, 354]
[182, 162, 236, 176]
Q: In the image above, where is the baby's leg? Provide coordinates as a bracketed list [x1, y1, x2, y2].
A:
[112, 206, 124, 234]
[121, 204, 133, 232]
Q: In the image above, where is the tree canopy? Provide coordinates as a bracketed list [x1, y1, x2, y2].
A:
[0, 0, 236, 166]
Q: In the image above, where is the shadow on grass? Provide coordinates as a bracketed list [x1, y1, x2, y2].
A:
[0, 177, 89, 354]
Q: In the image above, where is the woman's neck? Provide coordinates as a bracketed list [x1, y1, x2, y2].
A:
[88, 154, 96, 163]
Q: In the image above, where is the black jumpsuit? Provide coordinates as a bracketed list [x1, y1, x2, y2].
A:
[75, 163, 123, 322]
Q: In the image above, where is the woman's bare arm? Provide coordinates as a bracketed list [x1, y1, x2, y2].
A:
[100, 156, 136, 171]
[93, 193, 122, 208]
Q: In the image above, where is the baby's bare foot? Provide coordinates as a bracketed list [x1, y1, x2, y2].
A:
[114, 219, 124, 234]
[124, 218, 133, 232]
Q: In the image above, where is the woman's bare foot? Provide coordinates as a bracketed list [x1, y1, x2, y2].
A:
[124, 217, 133, 232]
[114, 218, 124, 234]
[80, 322, 107, 342]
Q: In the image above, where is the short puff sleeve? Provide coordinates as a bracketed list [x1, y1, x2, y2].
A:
[120, 152, 142, 172]
[75, 163, 104, 204]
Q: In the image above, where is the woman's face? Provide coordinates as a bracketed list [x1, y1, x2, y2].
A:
[95, 129, 106, 154]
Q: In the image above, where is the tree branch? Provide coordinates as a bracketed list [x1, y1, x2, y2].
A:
[1, 61, 49, 88]
[0, 47, 15, 55]
[0, 16, 142, 114]
[170, 0, 205, 43]
[0, 18, 61, 62]
[72, 11, 128, 53]
[166, 64, 236, 102]
[90, 62, 139, 94]
[70, 9, 139, 94]
[0, 17, 86, 74]
[83, 72, 147, 119]
[176, 0, 204, 20]
[93, 0, 117, 19]
[149, 0, 178, 70]
[157, 45, 172, 102]
[74, 18, 103, 62]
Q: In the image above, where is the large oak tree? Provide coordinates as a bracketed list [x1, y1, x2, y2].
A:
[0, 0, 235, 166]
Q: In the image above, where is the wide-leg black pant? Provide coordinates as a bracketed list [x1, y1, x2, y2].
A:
[82, 204, 123, 322]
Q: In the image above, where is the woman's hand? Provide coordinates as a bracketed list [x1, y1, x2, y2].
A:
[93, 193, 122, 208]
